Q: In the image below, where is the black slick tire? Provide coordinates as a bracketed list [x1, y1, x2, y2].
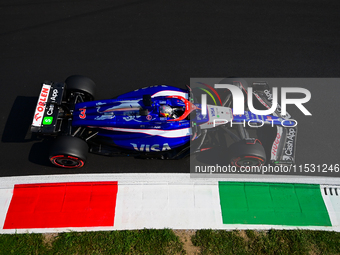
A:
[65, 75, 96, 101]
[49, 136, 88, 168]
[228, 140, 266, 167]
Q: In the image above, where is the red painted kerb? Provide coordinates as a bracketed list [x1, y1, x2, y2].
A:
[3, 182, 118, 229]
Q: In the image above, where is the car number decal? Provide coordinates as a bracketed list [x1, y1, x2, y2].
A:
[79, 108, 86, 119]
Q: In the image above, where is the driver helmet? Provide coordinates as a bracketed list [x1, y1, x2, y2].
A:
[159, 105, 173, 118]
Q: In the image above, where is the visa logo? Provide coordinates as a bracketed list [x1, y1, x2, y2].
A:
[130, 143, 171, 152]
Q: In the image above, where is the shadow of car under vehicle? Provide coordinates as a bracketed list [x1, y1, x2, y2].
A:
[2, 96, 38, 143]
[28, 139, 54, 167]
[2, 96, 57, 168]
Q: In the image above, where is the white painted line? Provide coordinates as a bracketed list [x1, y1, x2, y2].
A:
[1, 173, 339, 188]
[0, 187, 14, 232]
[321, 185, 340, 228]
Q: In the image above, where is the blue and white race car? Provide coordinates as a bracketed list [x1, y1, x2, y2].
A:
[31, 76, 297, 168]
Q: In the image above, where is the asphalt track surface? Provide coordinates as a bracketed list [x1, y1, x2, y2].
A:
[0, 0, 339, 177]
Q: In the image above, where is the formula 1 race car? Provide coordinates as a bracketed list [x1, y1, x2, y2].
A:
[31, 76, 297, 168]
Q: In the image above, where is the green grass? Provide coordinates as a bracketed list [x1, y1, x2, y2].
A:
[1, 229, 340, 255]
[191, 229, 340, 255]
[0, 229, 185, 255]
[0, 233, 48, 255]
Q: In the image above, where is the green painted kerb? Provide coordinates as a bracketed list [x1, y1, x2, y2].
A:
[218, 182, 331, 226]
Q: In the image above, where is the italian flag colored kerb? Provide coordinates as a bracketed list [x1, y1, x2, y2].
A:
[0, 180, 338, 230]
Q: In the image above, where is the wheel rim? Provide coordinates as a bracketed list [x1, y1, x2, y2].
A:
[232, 156, 264, 167]
[50, 155, 84, 168]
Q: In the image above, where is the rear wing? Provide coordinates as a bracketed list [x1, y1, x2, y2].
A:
[252, 82, 297, 166]
[31, 81, 65, 134]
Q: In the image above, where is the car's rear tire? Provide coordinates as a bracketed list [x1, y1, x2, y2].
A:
[49, 136, 88, 168]
[228, 140, 266, 167]
[65, 75, 96, 101]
